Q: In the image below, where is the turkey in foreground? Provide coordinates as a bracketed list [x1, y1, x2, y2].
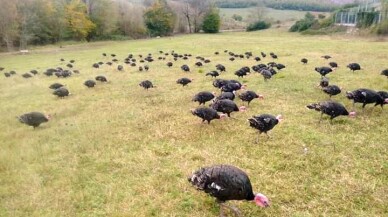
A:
[189, 164, 269, 217]
[211, 99, 246, 117]
[346, 88, 385, 109]
[248, 114, 283, 143]
[18, 112, 51, 128]
[307, 101, 356, 123]
[239, 91, 264, 105]
[191, 107, 226, 124]
[192, 91, 215, 105]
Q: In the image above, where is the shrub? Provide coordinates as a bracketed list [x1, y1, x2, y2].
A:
[289, 12, 317, 32]
[374, 19, 388, 35]
[202, 9, 221, 33]
[232, 14, 243, 21]
[246, 21, 271, 31]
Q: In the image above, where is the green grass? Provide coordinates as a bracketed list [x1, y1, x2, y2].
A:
[0, 29, 387, 217]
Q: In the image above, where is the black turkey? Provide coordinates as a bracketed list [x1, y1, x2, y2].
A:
[276, 63, 285, 70]
[301, 58, 308, 64]
[221, 80, 245, 92]
[346, 88, 385, 109]
[176, 78, 192, 87]
[195, 62, 203, 67]
[191, 107, 226, 124]
[315, 67, 332, 77]
[189, 165, 269, 216]
[95, 75, 108, 82]
[49, 83, 64, 89]
[329, 62, 338, 68]
[192, 91, 215, 105]
[210, 99, 246, 117]
[248, 114, 282, 143]
[307, 101, 356, 123]
[318, 77, 329, 88]
[139, 80, 154, 90]
[322, 85, 341, 97]
[239, 91, 264, 105]
[216, 92, 235, 101]
[381, 69, 388, 77]
[84, 80, 96, 88]
[347, 63, 361, 72]
[53, 87, 70, 98]
[181, 64, 190, 72]
[213, 79, 229, 89]
[234, 69, 249, 78]
[22, 73, 32, 78]
[216, 64, 226, 72]
[260, 69, 272, 81]
[206, 71, 220, 78]
[18, 112, 51, 128]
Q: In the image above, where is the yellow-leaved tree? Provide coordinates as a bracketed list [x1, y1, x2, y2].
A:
[65, 0, 95, 40]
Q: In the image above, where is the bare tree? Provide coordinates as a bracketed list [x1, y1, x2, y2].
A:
[189, 0, 211, 33]
[0, 0, 19, 51]
[248, 3, 267, 23]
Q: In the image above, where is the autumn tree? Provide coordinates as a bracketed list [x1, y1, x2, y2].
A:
[65, 0, 95, 40]
[144, 0, 176, 37]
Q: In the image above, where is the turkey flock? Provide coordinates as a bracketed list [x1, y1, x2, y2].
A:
[2, 45, 387, 217]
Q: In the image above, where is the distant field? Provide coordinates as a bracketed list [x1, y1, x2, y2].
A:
[0, 29, 387, 216]
[220, 7, 330, 29]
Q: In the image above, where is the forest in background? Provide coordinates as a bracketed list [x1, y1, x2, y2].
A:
[0, 0, 361, 52]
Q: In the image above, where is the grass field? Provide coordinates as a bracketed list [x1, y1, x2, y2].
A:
[220, 7, 309, 22]
[0, 29, 387, 217]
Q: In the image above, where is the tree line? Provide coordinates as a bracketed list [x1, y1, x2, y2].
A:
[0, 0, 220, 51]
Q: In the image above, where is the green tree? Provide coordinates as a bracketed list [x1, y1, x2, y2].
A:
[289, 12, 317, 32]
[65, 0, 95, 40]
[144, 0, 175, 37]
[202, 8, 220, 33]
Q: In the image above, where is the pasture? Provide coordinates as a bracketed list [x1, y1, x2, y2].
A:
[0, 29, 387, 216]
